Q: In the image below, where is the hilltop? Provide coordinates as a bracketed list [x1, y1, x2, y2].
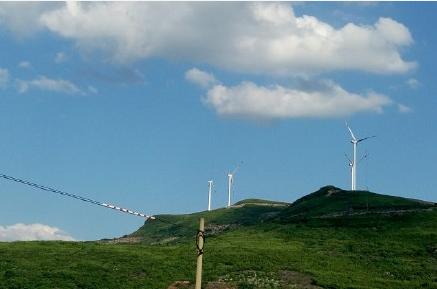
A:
[124, 198, 289, 244]
[274, 185, 434, 222]
[121, 186, 435, 244]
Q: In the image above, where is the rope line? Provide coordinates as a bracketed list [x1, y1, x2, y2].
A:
[0, 173, 155, 220]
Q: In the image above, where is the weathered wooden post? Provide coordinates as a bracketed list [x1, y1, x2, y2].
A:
[195, 218, 205, 289]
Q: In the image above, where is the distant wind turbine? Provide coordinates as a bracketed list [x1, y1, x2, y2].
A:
[223, 162, 243, 207]
[346, 122, 375, 191]
[207, 179, 213, 211]
[207, 164, 215, 211]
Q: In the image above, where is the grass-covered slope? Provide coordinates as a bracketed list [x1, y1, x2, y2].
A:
[0, 187, 436, 289]
[0, 241, 197, 289]
[128, 199, 289, 244]
[128, 186, 435, 244]
[274, 185, 435, 223]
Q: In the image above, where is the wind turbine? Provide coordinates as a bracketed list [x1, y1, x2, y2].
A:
[207, 179, 213, 211]
[346, 122, 375, 191]
[207, 164, 215, 211]
[223, 162, 243, 207]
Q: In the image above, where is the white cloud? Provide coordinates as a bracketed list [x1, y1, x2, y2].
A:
[18, 76, 82, 95]
[18, 61, 31, 68]
[406, 78, 420, 89]
[185, 68, 219, 89]
[398, 104, 413, 113]
[32, 2, 415, 75]
[0, 223, 76, 241]
[0, 68, 10, 88]
[202, 79, 393, 121]
[0, 2, 62, 37]
[375, 17, 412, 46]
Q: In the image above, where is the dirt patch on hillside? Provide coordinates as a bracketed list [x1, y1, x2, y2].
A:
[167, 281, 191, 289]
[278, 270, 323, 288]
[206, 282, 238, 289]
[167, 270, 322, 289]
[100, 236, 142, 244]
[326, 188, 341, 197]
[205, 224, 238, 237]
[167, 281, 237, 289]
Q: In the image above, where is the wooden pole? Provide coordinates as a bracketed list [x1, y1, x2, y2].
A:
[195, 218, 204, 289]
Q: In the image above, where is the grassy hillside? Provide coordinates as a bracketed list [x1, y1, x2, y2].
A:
[274, 185, 434, 223]
[0, 187, 436, 289]
[127, 199, 288, 244]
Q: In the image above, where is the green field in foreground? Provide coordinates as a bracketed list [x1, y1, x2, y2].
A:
[1, 186, 436, 289]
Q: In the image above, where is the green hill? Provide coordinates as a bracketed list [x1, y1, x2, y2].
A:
[1, 186, 436, 289]
[274, 185, 434, 223]
[127, 199, 289, 244]
[125, 186, 435, 244]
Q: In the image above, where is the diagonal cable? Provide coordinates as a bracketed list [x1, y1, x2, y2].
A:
[0, 173, 155, 220]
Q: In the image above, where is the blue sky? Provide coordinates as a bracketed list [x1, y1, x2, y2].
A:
[0, 1, 436, 241]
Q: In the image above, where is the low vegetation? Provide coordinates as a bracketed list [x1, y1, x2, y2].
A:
[1, 186, 436, 288]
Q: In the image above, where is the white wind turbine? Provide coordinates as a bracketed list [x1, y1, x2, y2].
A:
[207, 164, 215, 211]
[207, 179, 213, 211]
[223, 162, 243, 207]
[346, 122, 375, 191]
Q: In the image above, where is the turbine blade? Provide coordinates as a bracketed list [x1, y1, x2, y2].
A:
[358, 135, 376, 143]
[346, 122, 357, 142]
[344, 153, 352, 163]
[232, 161, 243, 175]
[358, 152, 369, 164]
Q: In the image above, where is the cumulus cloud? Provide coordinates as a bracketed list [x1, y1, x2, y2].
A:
[202, 79, 393, 121]
[0, 2, 62, 37]
[28, 2, 415, 75]
[0, 68, 10, 88]
[185, 68, 219, 89]
[18, 76, 82, 95]
[0, 223, 76, 241]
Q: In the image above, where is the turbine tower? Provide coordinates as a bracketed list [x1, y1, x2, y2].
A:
[346, 122, 375, 191]
[207, 179, 213, 211]
[344, 152, 369, 191]
[223, 162, 243, 207]
[207, 163, 215, 211]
